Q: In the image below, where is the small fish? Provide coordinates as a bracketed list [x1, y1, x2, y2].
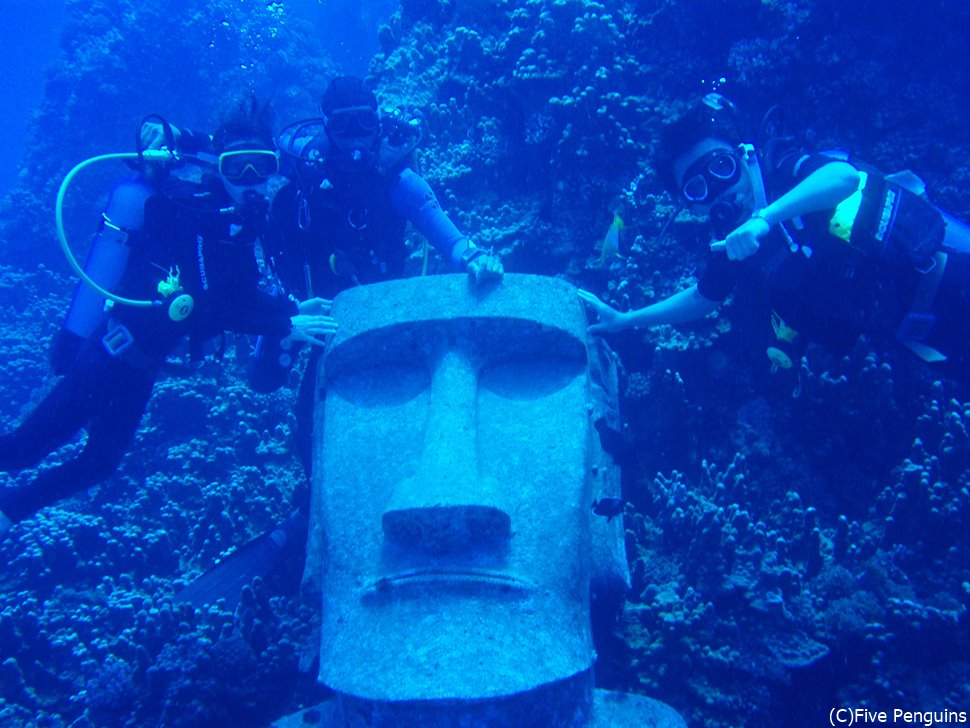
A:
[591, 497, 626, 522]
[597, 214, 624, 263]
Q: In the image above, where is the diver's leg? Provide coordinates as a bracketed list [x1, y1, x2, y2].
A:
[0, 343, 109, 471]
[0, 361, 155, 524]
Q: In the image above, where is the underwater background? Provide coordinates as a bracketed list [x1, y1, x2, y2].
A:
[0, 0, 969, 725]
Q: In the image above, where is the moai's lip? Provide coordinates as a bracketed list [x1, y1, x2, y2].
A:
[360, 567, 535, 600]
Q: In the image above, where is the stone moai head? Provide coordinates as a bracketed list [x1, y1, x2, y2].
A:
[303, 275, 642, 727]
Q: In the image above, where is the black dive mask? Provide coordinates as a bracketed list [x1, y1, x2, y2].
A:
[327, 106, 380, 137]
[680, 149, 740, 205]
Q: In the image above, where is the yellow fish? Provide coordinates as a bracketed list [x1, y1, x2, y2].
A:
[597, 214, 624, 263]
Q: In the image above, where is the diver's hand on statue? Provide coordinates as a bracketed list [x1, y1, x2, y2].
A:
[467, 252, 504, 285]
[577, 289, 627, 335]
[710, 216, 770, 261]
[298, 297, 333, 316]
[286, 314, 338, 347]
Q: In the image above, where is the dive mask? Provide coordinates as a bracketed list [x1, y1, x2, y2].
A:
[680, 150, 739, 204]
[326, 105, 380, 137]
[218, 149, 280, 186]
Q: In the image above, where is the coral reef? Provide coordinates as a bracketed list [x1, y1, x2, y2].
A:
[0, 340, 316, 725]
[622, 411, 970, 726]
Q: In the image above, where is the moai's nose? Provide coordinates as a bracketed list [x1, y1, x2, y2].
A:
[382, 350, 510, 552]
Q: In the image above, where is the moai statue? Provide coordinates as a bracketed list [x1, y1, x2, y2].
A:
[295, 274, 684, 728]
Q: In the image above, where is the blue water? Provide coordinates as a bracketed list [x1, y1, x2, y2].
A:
[0, 0, 399, 196]
[0, 0, 66, 196]
[292, 0, 399, 74]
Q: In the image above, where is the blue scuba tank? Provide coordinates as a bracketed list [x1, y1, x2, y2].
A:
[52, 176, 154, 372]
[64, 175, 154, 336]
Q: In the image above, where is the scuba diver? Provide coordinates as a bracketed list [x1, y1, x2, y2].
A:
[579, 93, 970, 382]
[259, 76, 504, 474]
[147, 77, 504, 471]
[268, 76, 503, 296]
[0, 98, 336, 540]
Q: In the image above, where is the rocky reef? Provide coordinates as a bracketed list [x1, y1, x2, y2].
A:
[0, 0, 968, 725]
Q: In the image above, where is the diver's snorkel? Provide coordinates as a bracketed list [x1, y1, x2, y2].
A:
[740, 143, 768, 210]
[55, 148, 200, 321]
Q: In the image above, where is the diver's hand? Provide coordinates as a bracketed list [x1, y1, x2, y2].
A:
[297, 297, 333, 316]
[286, 314, 338, 347]
[710, 216, 771, 261]
[467, 252, 504, 285]
[577, 289, 628, 335]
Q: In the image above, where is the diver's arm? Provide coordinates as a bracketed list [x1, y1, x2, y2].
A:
[388, 168, 468, 262]
[389, 168, 503, 282]
[714, 161, 862, 261]
[762, 161, 861, 224]
[578, 285, 719, 335]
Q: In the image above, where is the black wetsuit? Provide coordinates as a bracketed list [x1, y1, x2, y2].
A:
[0, 178, 295, 524]
[257, 159, 469, 475]
[698, 151, 970, 379]
[265, 156, 469, 295]
[267, 167, 409, 299]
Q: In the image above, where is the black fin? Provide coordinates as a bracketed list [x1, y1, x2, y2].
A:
[175, 511, 307, 610]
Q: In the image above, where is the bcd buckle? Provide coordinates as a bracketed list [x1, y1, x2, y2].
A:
[102, 324, 135, 357]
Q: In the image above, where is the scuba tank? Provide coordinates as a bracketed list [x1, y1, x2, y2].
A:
[52, 148, 177, 372]
[50, 116, 225, 371]
[60, 177, 154, 338]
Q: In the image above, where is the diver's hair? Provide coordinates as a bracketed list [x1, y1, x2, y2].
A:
[212, 95, 275, 152]
[320, 76, 378, 115]
[655, 96, 747, 194]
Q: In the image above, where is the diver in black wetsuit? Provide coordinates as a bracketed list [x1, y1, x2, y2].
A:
[254, 77, 504, 475]
[0, 98, 336, 539]
[579, 93, 970, 382]
[144, 78, 504, 477]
